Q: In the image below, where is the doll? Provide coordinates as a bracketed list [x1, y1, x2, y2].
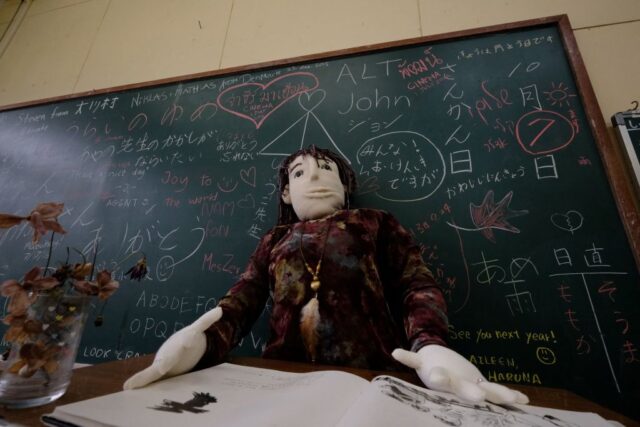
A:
[124, 146, 527, 405]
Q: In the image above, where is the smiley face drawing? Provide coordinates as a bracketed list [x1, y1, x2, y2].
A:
[536, 347, 557, 365]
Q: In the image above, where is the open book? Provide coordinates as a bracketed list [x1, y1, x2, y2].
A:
[43, 363, 614, 427]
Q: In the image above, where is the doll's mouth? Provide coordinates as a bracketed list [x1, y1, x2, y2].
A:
[306, 188, 338, 198]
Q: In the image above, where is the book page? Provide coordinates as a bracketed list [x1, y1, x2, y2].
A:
[46, 363, 369, 427]
[336, 375, 614, 427]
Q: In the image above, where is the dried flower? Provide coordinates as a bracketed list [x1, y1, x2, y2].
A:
[73, 270, 119, 300]
[8, 341, 61, 378]
[52, 264, 72, 283]
[0, 202, 67, 243]
[71, 263, 92, 280]
[2, 314, 27, 342]
[72, 280, 97, 296]
[1, 267, 60, 316]
[96, 270, 119, 300]
[27, 202, 67, 243]
[3, 316, 44, 343]
[125, 256, 148, 282]
[0, 213, 25, 229]
[53, 262, 92, 283]
[0, 201, 147, 379]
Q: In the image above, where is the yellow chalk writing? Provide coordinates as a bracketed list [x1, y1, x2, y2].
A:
[487, 370, 542, 385]
[526, 330, 557, 345]
[468, 355, 516, 368]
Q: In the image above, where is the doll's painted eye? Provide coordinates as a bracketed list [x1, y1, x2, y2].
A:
[321, 163, 332, 170]
[293, 170, 304, 178]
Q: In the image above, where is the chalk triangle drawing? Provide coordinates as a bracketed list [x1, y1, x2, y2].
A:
[258, 112, 307, 157]
[258, 90, 351, 163]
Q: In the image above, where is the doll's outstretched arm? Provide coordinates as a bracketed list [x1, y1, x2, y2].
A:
[392, 344, 529, 404]
[123, 307, 222, 390]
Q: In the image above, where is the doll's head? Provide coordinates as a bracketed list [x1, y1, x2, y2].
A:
[277, 146, 357, 224]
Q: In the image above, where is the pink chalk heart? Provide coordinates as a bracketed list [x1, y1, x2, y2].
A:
[217, 72, 319, 129]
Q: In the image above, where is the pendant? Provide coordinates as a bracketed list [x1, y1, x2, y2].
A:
[310, 277, 321, 291]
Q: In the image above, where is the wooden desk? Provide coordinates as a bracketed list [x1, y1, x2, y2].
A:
[1, 354, 638, 426]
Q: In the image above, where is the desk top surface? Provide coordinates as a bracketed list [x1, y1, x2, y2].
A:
[1, 354, 638, 426]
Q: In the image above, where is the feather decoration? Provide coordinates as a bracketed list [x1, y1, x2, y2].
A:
[300, 297, 320, 362]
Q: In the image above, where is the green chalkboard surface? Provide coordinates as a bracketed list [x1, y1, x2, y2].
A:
[1, 16, 639, 418]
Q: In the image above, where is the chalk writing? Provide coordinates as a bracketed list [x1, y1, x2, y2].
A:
[444, 167, 526, 199]
[457, 35, 554, 60]
[217, 72, 319, 128]
[81, 346, 141, 361]
[486, 370, 542, 385]
[337, 88, 410, 115]
[356, 131, 445, 202]
[468, 355, 517, 368]
[335, 59, 402, 85]
[516, 110, 575, 155]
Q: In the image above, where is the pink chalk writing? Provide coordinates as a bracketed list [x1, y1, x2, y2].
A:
[515, 110, 575, 155]
[216, 72, 319, 129]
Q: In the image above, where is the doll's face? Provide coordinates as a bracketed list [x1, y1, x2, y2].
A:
[282, 154, 346, 221]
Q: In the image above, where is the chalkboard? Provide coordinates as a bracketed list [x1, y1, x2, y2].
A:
[1, 15, 639, 419]
[612, 111, 640, 198]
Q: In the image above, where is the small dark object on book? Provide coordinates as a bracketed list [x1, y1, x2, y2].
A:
[149, 391, 217, 414]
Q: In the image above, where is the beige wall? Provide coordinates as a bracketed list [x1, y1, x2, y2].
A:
[0, 0, 638, 123]
[0, 0, 21, 40]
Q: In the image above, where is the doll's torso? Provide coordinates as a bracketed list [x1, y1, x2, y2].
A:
[213, 208, 447, 371]
[263, 209, 418, 369]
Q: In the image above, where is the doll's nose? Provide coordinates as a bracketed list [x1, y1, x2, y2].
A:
[308, 161, 320, 180]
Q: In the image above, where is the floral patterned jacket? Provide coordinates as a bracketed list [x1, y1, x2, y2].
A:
[197, 208, 448, 371]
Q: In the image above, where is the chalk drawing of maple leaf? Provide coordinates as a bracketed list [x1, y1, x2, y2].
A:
[447, 190, 528, 242]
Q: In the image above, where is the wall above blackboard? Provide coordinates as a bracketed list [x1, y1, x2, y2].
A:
[1, 15, 638, 420]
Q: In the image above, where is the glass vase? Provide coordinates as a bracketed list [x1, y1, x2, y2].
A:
[0, 293, 90, 409]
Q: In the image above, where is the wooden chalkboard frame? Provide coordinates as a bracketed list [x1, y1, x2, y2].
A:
[612, 111, 640, 199]
[2, 14, 638, 271]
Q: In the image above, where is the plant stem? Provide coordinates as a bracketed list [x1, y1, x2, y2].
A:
[94, 298, 109, 327]
[89, 242, 98, 280]
[43, 232, 56, 276]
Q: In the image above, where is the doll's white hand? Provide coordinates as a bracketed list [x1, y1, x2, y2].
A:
[392, 344, 529, 404]
[123, 307, 222, 390]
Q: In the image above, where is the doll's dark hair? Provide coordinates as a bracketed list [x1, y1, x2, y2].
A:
[277, 145, 357, 225]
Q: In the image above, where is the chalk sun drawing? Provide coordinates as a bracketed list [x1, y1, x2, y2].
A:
[543, 81, 576, 107]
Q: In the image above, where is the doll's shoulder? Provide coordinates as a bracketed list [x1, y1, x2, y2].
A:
[339, 209, 407, 236]
[261, 224, 294, 246]
[349, 208, 398, 223]
[349, 209, 413, 241]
